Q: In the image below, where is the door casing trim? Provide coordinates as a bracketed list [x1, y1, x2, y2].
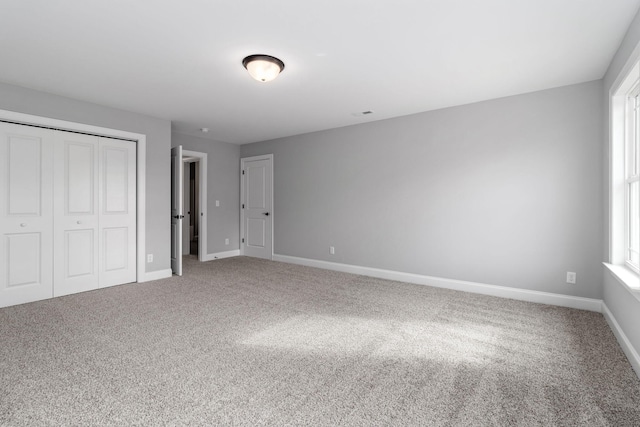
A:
[182, 150, 208, 261]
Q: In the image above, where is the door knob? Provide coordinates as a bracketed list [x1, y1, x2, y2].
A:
[263, 212, 269, 216]
[20, 223, 26, 227]
[173, 215, 185, 219]
[77, 221, 82, 224]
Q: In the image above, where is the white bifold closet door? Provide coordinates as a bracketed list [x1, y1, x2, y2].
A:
[53, 132, 136, 297]
[0, 124, 54, 307]
[0, 122, 136, 307]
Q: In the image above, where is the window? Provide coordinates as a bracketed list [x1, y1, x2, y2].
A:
[626, 83, 640, 272]
[609, 59, 640, 289]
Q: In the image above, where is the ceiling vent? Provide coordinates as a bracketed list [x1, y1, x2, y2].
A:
[352, 110, 374, 117]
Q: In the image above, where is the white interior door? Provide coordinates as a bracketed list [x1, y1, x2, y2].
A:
[241, 155, 272, 259]
[98, 137, 136, 288]
[171, 146, 183, 275]
[0, 123, 54, 308]
[53, 131, 100, 296]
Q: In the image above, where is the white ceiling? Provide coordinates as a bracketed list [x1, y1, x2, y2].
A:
[1, 1, 639, 144]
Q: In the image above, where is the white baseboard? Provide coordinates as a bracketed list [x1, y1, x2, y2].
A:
[272, 254, 603, 312]
[202, 250, 240, 261]
[602, 303, 640, 379]
[140, 268, 172, 282]
[138, 251, 241, 282]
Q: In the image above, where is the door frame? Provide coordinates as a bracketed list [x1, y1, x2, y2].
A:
[182, 150, 208, 261]
[0, 109, 148, 282]
[170, 146, 183, 276]
[240, 154, 273, 259]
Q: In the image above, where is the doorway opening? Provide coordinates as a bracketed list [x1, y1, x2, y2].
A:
[171, 146, 208, 276]
[182, 150, 208, 265]
[184, 160, 200, 257]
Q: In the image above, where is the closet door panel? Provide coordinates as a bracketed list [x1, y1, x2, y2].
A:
[0, 124, 53, 308]
[66, 143, 95, 214]
[6, 233, 41, 287]
[65, 229, 95, 277]
[103, 146, 128, 213]
[8, 137, 43, 215]
[53, 131, 99, 297]
[103, 227, 127, 271]
[99, 138, 136, 287]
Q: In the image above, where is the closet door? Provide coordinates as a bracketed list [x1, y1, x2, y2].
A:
[0, 123, 54, 308]
[98, 137, 136, 287]
[53, 131, 100, 297]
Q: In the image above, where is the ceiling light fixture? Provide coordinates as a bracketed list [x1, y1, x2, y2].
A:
[242, 54, 285, 82]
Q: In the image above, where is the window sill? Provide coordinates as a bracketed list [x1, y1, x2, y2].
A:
[604, 263, 640, 300]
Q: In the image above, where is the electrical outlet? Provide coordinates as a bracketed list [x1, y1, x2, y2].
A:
[147, 254, 153, 263]
[225, 238, 229, 245]
[330, 246, 335, 255]
[566, 271, 576, 284]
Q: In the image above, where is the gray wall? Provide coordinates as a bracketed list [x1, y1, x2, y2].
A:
[603, 273, 640, 357]
[242, 80, 604, 299]
[0, 82, 171, 274]
[172, 133, 241, 254]
[602, 9, 640, 359]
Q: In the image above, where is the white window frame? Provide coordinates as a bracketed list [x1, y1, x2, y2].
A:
[625, 83, 640, 273]
[608, 54, 640, 293]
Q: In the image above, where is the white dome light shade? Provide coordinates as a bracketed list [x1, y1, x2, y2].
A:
[242, 54, 285, 82]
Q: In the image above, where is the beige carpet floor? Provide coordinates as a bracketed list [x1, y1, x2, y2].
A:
[1, 256, 639, 426]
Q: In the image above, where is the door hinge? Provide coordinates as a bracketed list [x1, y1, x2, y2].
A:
[242, 238, 245, 243]
[242, 170, 245, 175]
[242, 204, 245, 209]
